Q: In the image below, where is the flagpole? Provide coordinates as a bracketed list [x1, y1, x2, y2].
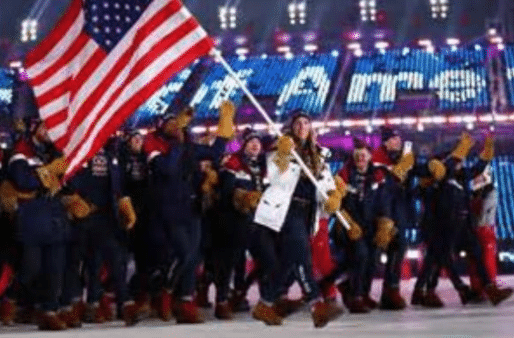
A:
[211, 49, 351, 231]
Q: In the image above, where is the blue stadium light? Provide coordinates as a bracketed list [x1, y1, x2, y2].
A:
[345, 46, 489, 114]
[261, 53, 268, 59]
[475, 44, 482, 51]
[331, 50, 340, 57]
[186, 53, 339, 119]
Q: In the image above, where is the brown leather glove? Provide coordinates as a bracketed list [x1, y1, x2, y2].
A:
[201, 167, 219, 194]
[61, 193, 92, 219]
[391, 152, 415, 183]
[217, 100, 236, 139]
[479, 135, 494, 161]
[44, 157, 68, 176]
[233, 188, 262, 214]
[273, 135, 295, 173]
[451, 132, 475, 161]
[374, 217, 398, 250]
[35, 167, 62, 196]
[118, 196, 137, 230]
[0, 181, 20, 214]
[324, 176, 347, 214]
[428, 159, 446, 181]
[340, 209, 363, 241]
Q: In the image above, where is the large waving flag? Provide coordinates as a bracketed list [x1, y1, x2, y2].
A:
[24, 0, 213, 179]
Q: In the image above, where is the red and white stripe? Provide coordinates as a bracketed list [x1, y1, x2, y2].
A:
[25, 0, 213, 180]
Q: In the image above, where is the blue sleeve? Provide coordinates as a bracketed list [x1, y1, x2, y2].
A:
[8, 159, 42, 191]
[149, 149, 182, 176]
[378, 183, 393, 219]
[220, 169, 237, 210]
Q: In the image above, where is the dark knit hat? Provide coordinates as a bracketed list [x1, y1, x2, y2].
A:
[380, 126, 400, 143]
[241, 128, 262, 148]
[353, 137, 371, 151]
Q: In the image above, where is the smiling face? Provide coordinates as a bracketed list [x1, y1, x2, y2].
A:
[292, 116, 311, 142]
[354, 148, 371, 173]
[385, 135, 402, 152]
[244, 137, 262, 159]
[34, 122, 51, 143]
[129, 134, 144, 154]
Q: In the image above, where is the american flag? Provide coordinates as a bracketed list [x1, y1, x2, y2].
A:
[25, 0, 213, 179]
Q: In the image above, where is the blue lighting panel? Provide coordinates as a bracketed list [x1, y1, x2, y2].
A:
[189, 53, 340, 119]
[502, 45, 514, 107]
[345, 47, 489, 115]
[0, 69, 14, 108]
[132, 65, 196, 122]
[492, 156, 514, 241]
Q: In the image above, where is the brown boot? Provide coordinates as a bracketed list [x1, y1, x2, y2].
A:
[411, 288, 425, 306]
[58, 307, 82, 328]
[175, 300, 204, 324]
[84, 303, 105, 324]
[485, 284, 514, 306]
[348, 297, 370, 314]
[380, 287, 407, 310]
[152, 290, 172, 321]
[273, 297, 304, 318]
[38, 311, 67, 331]
[99, 293, 115, 321]
[311, 300, 343, 328]
[422, 290, 444, 308]
[214, 301, 233, 320]
[72, 301, 86, 322]
[123, 301, 148, 326]
[363, 295, 378, 310]
[252, 301, 283, 325]
[0, 299, 16, 326]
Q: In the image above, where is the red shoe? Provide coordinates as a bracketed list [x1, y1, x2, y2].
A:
[348, 297, 370, 314]
[175, 300, 204, 324]
[152, 290, 172, 321]
[214, 301, 233, 320]
[58, 307, 82, 328]
[0, 298, 16, 326]
[99, 294, 115, 321]
[38, 311, 67, 331]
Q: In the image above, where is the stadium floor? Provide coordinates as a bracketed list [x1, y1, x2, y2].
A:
[3, 276, 514, 338]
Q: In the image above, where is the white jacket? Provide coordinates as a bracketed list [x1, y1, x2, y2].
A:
[253, 147, 335, 234]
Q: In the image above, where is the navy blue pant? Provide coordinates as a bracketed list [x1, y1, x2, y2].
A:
[79, 214, 129, 306]
[148, 216, 201, 299]
[253, 202, 320, 304]
[61, 240, 83, 307]
[349, 238, 377, 297]
[384, 234, 407, 289]
[19, 243, 65, 312]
